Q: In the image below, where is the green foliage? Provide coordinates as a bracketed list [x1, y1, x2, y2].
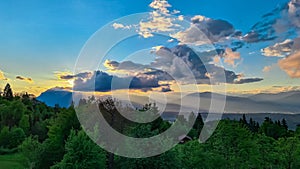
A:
[19, 115, 30, 135]
[0, 127, 25, 149]
[174, 141, 225, 169]
[207, 120, 260, 168]
[19, 136, 41, 168]
[0, 127, 9, 146]
[276, 137, 300, 169]
[35, 107, 80, 169]
[51, 129, 106, 169]
[7, 128, 26, 149]
[0, 100, 26, 128]
[2, 91, 300, 169]
[259, 117, 288, 139]
[31, 121, 48, 141]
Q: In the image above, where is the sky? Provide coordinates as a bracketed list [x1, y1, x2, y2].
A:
[1, 0, 300, 96]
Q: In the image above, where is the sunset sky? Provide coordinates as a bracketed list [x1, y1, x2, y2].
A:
[1, 0, 300, 96]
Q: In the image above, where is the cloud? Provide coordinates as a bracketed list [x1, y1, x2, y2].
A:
[156, 45, 262, 84]
[103, 60, 147, 74]
[271, 85, 300, 93]
[242, 31, 276, 43]
[171, 16, 237, 45]
[263, 66, 272, 72]
[245, 0, 300, 44]
[261, 39, 294, 57]
[58, 72, 92, 80]
[161, 86, 172, 92]
[112, 23, 131, 29]
[222, 48, 241, 66]
[178, 15, 184, 21]
[261, 36, 300, 78]
[138, 0, 181, 38]
[71, 43, 264, 93]
[278, 51, 300, 78]
[16, 76, 33, 83]
[73, 71, 161, 92]
[272, 0, 300, 34]
[233, 78, 263, 84]
[0, 70, 8, 80]
[171, 25, 211, 45]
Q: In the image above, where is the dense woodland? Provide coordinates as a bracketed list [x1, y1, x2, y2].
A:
[0, 83, 300, 169]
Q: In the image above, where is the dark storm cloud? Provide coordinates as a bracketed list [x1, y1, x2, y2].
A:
[73, 71, 161, 92]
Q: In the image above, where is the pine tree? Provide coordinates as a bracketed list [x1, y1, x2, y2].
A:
[3, 83, 13, 100]
[282, 118, 288, 131]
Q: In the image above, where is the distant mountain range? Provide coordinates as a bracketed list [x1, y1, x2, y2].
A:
[37, 88, 300, 113]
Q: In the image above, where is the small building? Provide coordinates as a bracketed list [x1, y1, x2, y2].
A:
[178, 135, 192, 144]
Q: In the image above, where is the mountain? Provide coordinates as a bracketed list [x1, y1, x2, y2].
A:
[166, 92, 300, 114]
[248, 91, 300, 106]
[37, 88, 300, 113]
[37, 87, 72, 108]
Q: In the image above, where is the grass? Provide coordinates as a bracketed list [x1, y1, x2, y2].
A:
[0, 153, 26, 169]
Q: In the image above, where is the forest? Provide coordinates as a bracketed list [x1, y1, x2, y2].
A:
[0, 83, 300, 169]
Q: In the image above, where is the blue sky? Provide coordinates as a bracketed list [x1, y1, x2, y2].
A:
[1, 0, 300, 95]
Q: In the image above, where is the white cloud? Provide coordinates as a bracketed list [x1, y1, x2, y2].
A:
[149, 0, 171, 15]
[261, 39, 293, 57]
[178, 15, 184, 21]
[191, 15, 208, 22]
[138, 0, 182, 38]
[112, 23, 131, 29]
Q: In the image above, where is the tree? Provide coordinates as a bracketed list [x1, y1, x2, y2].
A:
[19, 114, 30, 135]
[277, 137, 300, 169]
[3, 83, 13, 100]
[19, 135, 42, 168]
[36, 107, 80, 169]
[259, 117, 287, 139]
[0, 100, 26, 128]
[190, 113, 204, 138]
[207, 120, 260, 168]
[0, 126, 10, 146]
[256, 134, 277, 168]
[174, 140, 225, 169]
[282, 118, 288, 131]
[240, 114, 248, 125]
[6, 127, 26, 148]
[52, 129, 106, 169]
[116, 123, 181, 169]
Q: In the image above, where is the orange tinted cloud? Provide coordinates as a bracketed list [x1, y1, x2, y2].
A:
[223, 48, 241, 66]
[262, 66, 272, 72]
[278, 51, 300, 78]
